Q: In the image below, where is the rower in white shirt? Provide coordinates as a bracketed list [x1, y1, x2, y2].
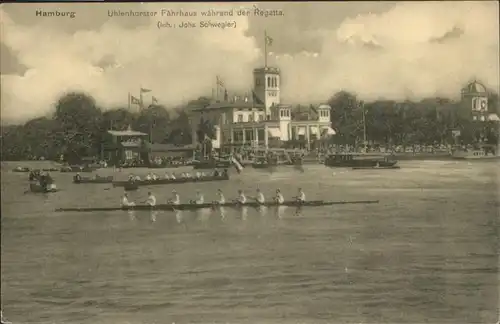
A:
[152, 174, 159, 180]
[255, 188, 265, 204]
[145, 174, 152, 181]
[135, 175, 141, 181]
[121, 193, 136, 207]
[216, 189, 225, 204]
[192, 190, 204, 204]
[295, 188, 306, 203]
[145, 191, 156, 206]
[164, 173, 170, 180]
[236, 190, 247, 204]
[170, 173, 176, 180]
[274, 189, 285, 205]
[195, 171, 202, 179]
[168, 190, 181, 205]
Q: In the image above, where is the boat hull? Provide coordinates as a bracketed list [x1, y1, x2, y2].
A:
[352, 166, 401, 170]
[29, 183, 59, 193]
[55, 199, 380, 212]
[73, 176, 114, 184]
[192, 160, 231, 169]
[324, 154, 397, 168]
[113, 174, 230, 188]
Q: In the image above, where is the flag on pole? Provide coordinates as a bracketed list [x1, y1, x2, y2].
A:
[231, 155, 244, 174]
[265, 35, 273, 46]
[152, 96, 158, 104]
[140, 88, 152, 93]
[216, 75, 224, 87]
[130, 96, 141, 105]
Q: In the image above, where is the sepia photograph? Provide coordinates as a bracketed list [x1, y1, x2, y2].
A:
[0, 1, 498, 323]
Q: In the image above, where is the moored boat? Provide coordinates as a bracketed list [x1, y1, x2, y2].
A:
[113, 173, 230, 188]
[451, 145, 499, 160]
[192, 159, 232, 169]
[352, 165, 401, 170]
[324, 153, 398, 168]
[55, 199, 380, 213]
[13, 166, 30, 172]
[60, 165, 95, 172]
[73, 175, 114, 184]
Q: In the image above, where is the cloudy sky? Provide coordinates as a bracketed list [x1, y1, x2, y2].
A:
[1, 1, 498, 123]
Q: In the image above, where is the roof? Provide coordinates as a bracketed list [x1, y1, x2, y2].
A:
[318, 104, 332, 110]
[108, 130, 147, 136]
[253, 66, 280, 74]
[194, 101, 264, 111]
[462, 81, 487, 94]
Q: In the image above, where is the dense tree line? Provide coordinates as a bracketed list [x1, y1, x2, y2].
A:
[1, 90, 499, 161]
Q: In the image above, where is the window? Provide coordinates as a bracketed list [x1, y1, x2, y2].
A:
[245, 129, 254, 141]
[256, 79, 261, 86]
[259, 114, 264, 121]
[237, 114, 243, 123]
[275, 77, 279, 88]
[267, 77, 271, 87]
[249, 114, 254, 122]
[280, 110, 283, 118]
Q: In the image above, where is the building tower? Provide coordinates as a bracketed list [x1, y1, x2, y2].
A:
[461, 80, 488, 121]
[253, 67, 281, 120]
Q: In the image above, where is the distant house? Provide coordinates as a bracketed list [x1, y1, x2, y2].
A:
[103, 126, 148, 165]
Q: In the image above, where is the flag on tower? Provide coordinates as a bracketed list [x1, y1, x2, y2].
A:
[130, 96, 141, 105]
[152, 96, 159, 104]
[141, 88, 151, 93]
[216, 75, 224, 87]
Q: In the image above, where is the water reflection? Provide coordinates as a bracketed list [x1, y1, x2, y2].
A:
[219, 207, 226, 220]
[175, 210, 183, 224]
[150, 211, 157, 223]
[240, 206, 248, 221]
[258, 206, 268, 217]
[197, 208, 212, 223]
[275, 206, 287, 219]
[128, 210, 136, 221]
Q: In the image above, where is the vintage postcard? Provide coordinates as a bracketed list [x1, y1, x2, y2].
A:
[0, 1, 498, 324]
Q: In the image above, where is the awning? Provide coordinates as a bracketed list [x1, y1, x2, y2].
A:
[488, 113, 500, 121]
[268, 128, 282, 138]
[321, 127, 336, 136]
[297, 127, 306, 135]
[310, 126, 319, 135]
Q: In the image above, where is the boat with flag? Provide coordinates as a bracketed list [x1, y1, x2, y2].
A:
[55, 199, 380, 213]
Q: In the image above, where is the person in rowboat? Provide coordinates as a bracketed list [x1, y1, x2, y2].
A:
[274, 189, 285, 205]
[255, 188, 265, 204]
[152, 173, 159, 180]
[235, 190, 247, 204]
[145, 191, 156, 206]
[135, 175, 141, 181]
[168, 190, 181, 205]
[295, 188, 306, 203]
[195, 171, 201, 179]
[164, 172, 170, 180]
[74, 172, 82, 182]
[170, 173, 176, 180]
[215, 189, 225, 204]
[191, 190, 205, 205]
[121, 193, 136, 207]
[146, 173, 152, 181]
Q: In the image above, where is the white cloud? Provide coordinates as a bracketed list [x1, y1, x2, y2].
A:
[0, 2, 498, 122]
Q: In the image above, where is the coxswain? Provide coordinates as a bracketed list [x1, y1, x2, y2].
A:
[295, 188, 306, 203]
[236, 190, 247, 204]
[255, 188, 265, 204]
[145, 191, 156, 206]
[121, 193, 136, 207]
[168, 190, 181, 205]
[216, 189, 225, 204]
[192, 190, 204, 204]
[274, 189, 285, 205]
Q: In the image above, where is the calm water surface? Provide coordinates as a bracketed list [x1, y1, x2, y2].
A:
[1, 161, 498, 324]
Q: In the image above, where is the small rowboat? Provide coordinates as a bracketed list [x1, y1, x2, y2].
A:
[352, 166, 401, 170]
[55, 200, 379, 213]
[13, 167, 30, 172]
[113, 174, 230, 188]
[29, 183, 59, 193]
[73, 176, 114, 184]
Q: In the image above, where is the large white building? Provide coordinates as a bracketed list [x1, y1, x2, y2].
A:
[188, 66, 335, 150]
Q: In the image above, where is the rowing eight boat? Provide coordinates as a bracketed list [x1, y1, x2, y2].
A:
[55, 200, 379, 212]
